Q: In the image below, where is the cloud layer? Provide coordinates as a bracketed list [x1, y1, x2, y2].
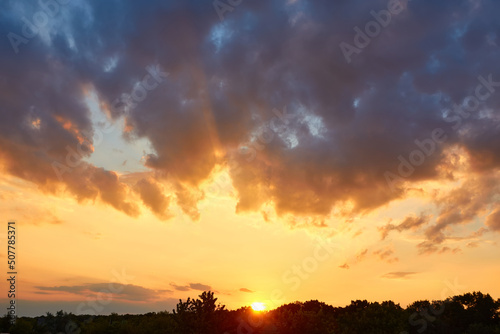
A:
[1, 0, 499, 245]
[36, 283, 170, 302]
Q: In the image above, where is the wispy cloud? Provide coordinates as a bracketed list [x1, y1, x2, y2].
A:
[339, 263, 350, 270]
[170, 282, 212, 292]
[379, 214, 431, 240]
[189, 283, 212, 291]
[373, 246, 399, 263]
[382, 272, 418, 280]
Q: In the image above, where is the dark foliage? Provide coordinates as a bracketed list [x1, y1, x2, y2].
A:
[2, 291, 499, 334]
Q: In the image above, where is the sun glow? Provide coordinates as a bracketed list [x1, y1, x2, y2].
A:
[251, 302, 266, 312]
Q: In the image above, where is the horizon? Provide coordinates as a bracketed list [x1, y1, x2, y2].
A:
[4, 289, 497, 318]
[1, 0, 500, 321]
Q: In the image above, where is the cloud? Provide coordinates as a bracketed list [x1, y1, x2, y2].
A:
[170, 282, 212, 292]
[240, 288, 254, 293]
[170, 283, 191, 292]
[1, 0, 500, 228]
[0, 5, 140, 217]
[287, 216, 328, 230]
[134, 178, 171, 220]
[8, 207, 63, 226]
[339, 263, 350, 270]
[36, 283, 171, 302]
[379, 214, 431, 240]
[189, 283, 212, 291]
[468, 228, 489, 238]
[373, 246, 399, 263]
[416, 241, 440, 255]
[466, 241, 480, 248]
[418, 172, 500, 253]
[352, 229, 363, 238]
[486, 209, 500, 232]
[174, 185, 204, 221]
[355, 249, 369, 263]
[438, 247, 462, 254]
[342, 248, 368, 268]
[382, 272, 418, 279]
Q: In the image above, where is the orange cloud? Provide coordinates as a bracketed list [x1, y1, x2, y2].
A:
[486, 209, 500, 232]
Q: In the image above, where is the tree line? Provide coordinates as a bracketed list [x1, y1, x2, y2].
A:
[2, 291, 499, 333]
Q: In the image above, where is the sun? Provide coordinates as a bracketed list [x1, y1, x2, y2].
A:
[251, 302, 266, 312]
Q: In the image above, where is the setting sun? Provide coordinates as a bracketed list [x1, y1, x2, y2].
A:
[251, 302, 266, 312]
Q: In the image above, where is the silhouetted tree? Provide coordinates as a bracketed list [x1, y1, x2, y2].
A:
[173, 290, 227, 334]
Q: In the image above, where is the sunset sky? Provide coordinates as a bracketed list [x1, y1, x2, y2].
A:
[1, 0, 500, 317]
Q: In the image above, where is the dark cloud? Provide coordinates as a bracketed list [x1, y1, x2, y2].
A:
[189, 283, 212, 291]
[239, 288, 254, 293]
[36, 283, 171, 302]
[0, 3, 140, 217]
[1, 0, 500, 228]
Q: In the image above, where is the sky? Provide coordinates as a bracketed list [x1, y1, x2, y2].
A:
[0, 0, 500, 317]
